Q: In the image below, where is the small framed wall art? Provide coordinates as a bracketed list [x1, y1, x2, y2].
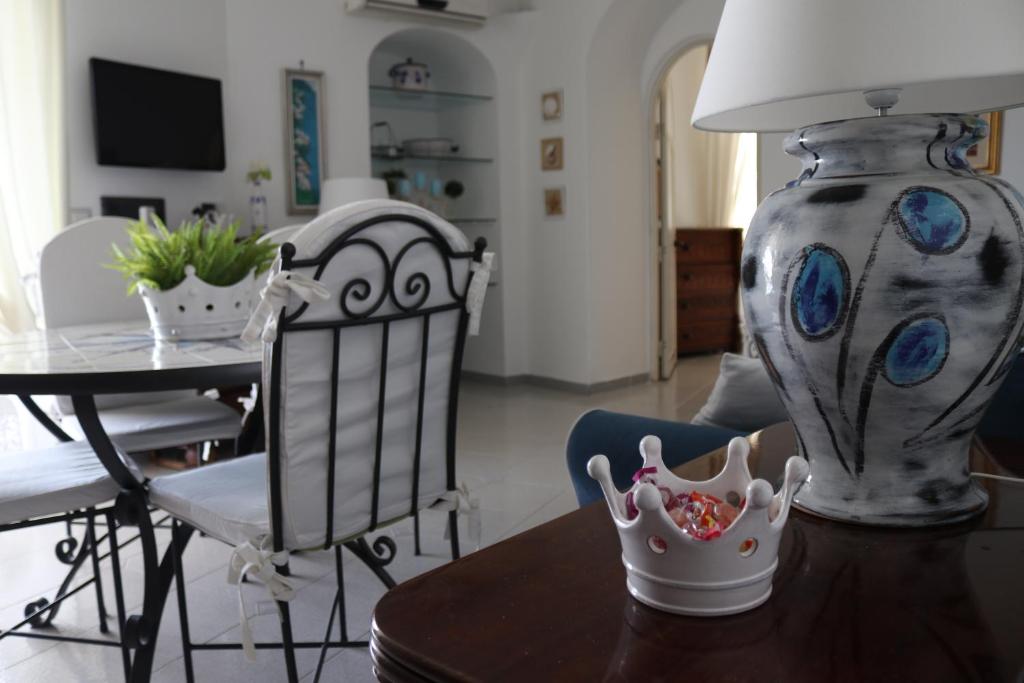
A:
[284, 68, 326, 214]
[544, 187, 565, 218]
[541, 89, 563, 121]
[967, 111, 1002, 175]
[540, 137, 563, 171]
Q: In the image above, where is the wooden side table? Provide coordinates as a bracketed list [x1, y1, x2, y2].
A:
[372, 423, 1024, 682]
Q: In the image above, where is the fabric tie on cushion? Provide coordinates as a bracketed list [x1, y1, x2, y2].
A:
[241, 270, 331, 343]
[466, 252, 495, 336]
[227, 537, 297, 660]
[432, 482, 482, 550]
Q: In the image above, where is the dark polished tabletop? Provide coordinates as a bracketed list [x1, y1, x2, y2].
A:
[371, 423, 1024, 683]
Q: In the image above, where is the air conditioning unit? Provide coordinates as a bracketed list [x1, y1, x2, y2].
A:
[345, 0, 488, 26]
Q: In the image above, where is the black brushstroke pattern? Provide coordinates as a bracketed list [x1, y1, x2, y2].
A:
[807, 184, 866, 204]
[889, 274, 935, 290]
[741, 255, 758, 290]
[926, 122, 947, 170]
[754, 332, 790, 400]
[979, 233, 1009, 286]
[779, 255, 852, 475]
[835, 214, 890, 427]
[943, 120, 971, 171]
[792, 423, 809, 462]
[915, 179, 1024, 430]
[904, 400, 989, 450]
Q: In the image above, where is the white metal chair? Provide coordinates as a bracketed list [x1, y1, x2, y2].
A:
[33, 216, 242, 453]
[0, 438, 143, 679]
[146, 200, 489, 683]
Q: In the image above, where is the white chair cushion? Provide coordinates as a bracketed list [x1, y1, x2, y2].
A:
[268, 201, 469, 550]
[55, 389, 198, 415]
[61, 396, 242, 453]
[0, 441, 142, 525]
[148, 454, 270, 546]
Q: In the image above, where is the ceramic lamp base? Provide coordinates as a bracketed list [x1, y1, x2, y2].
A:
[742, 114, 1024, 527]
[792, 479, 988, 527]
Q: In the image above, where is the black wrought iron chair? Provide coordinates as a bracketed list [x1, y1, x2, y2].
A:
[145, 200, 489, 682]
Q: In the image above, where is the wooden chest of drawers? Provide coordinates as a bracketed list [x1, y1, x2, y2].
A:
[675, 228, 742, 354]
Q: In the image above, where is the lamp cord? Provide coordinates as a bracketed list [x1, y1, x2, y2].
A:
[970, 472, 1024, 485]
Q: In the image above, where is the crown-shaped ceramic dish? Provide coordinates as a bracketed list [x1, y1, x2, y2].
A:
[588, 436, 808, 616]
[138, 265, 256, 341]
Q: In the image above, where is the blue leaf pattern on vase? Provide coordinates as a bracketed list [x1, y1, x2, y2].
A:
[897, 189, 967, 253]
[883, 317, 949, 387]
[792, 245, 848, 340]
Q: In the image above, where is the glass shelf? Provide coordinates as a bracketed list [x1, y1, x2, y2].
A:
[371, 152, 493, 164]
[369, 85, 493, 110]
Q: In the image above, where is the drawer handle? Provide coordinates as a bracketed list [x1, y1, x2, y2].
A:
[682, 332, 691, 340]
[680, 302, 689, 311]
[679, 242, 690, 251]
[682, 273, 692, 282]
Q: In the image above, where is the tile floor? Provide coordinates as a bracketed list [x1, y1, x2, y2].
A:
[0, 354, 721, 682]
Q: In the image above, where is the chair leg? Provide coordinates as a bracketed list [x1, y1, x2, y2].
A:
[312, 587, 341, 683]
[334, 544, 349, 643]
[171, 520, 196, 683]
[106, 511, 132, 681]
[86, 512, 110, 633]
[277, 562, 300, 683]
[413, 510, 422, 556]
[448, 510, 461, 560]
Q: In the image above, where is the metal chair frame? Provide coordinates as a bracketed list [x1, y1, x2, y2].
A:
[161, 213, 486, 682]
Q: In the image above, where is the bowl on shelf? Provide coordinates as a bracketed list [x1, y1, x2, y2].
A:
[388, 58, 430, 91]
[403, 138, 460, 157]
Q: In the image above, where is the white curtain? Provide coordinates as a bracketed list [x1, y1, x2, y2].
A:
[0, 0, 65, 333]
[664, 44, 756, 230]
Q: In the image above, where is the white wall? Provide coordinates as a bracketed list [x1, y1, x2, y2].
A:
[65, 0, 1024, 387]
[64, 0, 530, 377]
[64, 0, 229, 226]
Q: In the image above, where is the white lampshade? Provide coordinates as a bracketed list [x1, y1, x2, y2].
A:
[692, 0, 1024, 132]
[318, 177, 388, 214]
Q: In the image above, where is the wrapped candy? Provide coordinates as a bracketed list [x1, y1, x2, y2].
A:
[625, 466, 744, 541]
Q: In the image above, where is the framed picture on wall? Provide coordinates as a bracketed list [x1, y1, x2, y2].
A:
[541, 89, 563, 121]
[540, 137, 563, 171]
[544, 187, 565, 218]
[284, 69, 326, 214]
[967, 111, 1002, 175]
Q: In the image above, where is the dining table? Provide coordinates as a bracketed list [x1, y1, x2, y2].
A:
[371, 422, 1024, 682]
[0, 320, 261, 681]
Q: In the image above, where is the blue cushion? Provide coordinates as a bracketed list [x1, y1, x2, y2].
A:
[565, 409, 745, 507]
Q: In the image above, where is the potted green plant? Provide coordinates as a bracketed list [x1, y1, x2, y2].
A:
[108, 215, 277, 341]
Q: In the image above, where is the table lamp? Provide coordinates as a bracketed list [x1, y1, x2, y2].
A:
[692, 0, 1024, 526]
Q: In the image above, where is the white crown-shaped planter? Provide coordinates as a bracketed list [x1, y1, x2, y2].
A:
[138, 265, 256, 341]
[588, 436, 808, 616]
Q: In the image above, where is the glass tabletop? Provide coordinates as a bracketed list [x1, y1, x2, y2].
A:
[0, 321, 261, 393]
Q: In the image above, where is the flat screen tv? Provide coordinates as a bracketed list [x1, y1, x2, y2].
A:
[90, 58, 226, 171]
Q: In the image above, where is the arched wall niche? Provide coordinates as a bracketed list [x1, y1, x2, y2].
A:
[367, 27, 505, 375]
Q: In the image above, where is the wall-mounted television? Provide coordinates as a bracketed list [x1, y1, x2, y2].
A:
[90, 58, 226, 171]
